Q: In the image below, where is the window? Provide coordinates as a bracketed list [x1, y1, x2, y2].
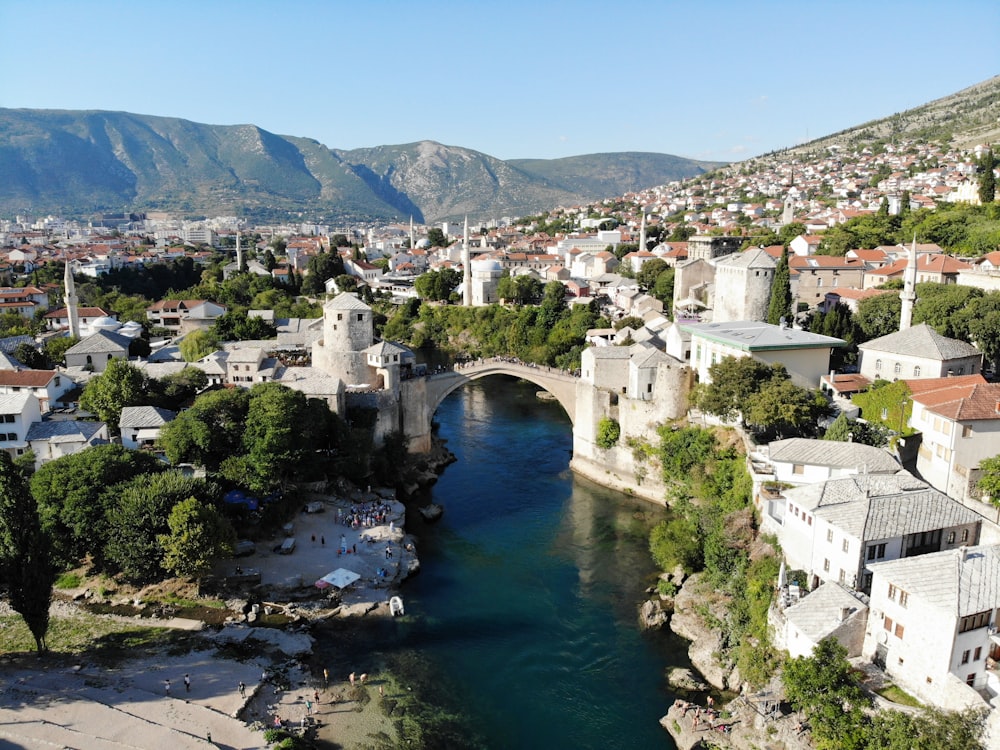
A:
[827, 529, 834, 543]
[963, 425, 973, 438]
[888, 584, 897, 601]
[793, 464, 804, 475]
[894, 362, 902, 374]
[913, 366, 921, 377]
[823, 558, 830, 572]
[967, 674, 976, 686]
[975, 647, 982, 661]
[962, 529, 970, 543]
[357, 314, 363, 322]
[875, 359, 882, 371]
[838, 569, 846, 584]
[337, 313, 343, 321]
[884, 616, 893, 631]
[842, 539, 850, 553]
[2, 415, 13, 424]
[894, 623, 905, 639]
[807, 516, 812, 526]
[959, 610, 992, 632]
[948, 531, 956, 544]
[899, 590, 908, 608]
[961, 650, 970, 665]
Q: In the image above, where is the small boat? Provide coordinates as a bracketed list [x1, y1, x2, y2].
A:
[389, 596, 405, 617]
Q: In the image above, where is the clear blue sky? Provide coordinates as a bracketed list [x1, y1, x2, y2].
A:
[2, 1, 997, 163]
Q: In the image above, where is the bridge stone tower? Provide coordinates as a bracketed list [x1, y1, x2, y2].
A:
[312, 292, 376, 387]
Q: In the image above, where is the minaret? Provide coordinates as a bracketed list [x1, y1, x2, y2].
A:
[462, 216, 472, 307]
[64, 258, 79, 339]
[235, 228, 243, 271]
[639, 211, 647, 251]
[899, 235, 918, 331]
[409, 217, 415, 249]
[782, 193, 794, 226]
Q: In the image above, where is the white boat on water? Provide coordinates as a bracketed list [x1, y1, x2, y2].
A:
[389, 596, 405, 617]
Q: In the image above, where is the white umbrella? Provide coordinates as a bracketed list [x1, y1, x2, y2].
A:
[315, 568, 361, 590]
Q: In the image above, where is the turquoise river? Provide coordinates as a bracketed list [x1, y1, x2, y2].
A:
[318, 376, 688, 748]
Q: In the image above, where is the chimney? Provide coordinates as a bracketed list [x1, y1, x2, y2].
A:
[840, 607, 852, 622]
[959, 546, 968, 563]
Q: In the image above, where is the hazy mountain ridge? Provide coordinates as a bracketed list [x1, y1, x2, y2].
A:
[0, 109, 722, 222]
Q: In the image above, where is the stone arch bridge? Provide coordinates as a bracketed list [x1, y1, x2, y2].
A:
[423, 358, 579, 425]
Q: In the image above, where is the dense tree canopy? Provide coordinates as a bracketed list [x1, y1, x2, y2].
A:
[767, 247, 792, 325]
[158, 388, 251, 471]
[159, 497, 235, 579]
[30, 444, 164, 568]
[415, 268, 462, 301]
[104, 471, 218, 584]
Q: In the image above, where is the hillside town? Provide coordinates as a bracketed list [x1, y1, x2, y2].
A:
[0, 129, 998, 748]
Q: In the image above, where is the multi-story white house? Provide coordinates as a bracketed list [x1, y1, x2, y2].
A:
[863, 544, 1000, 710]
[908, 378, 1000, 508]
[64, 330, 131, 373]
[119, 406, 176, 451]
[0, 369, 75, 413]
[0, 392, 41, 459]
[772, 474, 981, 593]
[146, 299, 226, 333]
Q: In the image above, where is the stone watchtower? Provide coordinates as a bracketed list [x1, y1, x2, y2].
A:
[713, 247, 776, 323]
[312, 292, 375, 387]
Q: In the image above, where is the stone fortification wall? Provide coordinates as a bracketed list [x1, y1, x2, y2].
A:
[571, 363, 692, 505]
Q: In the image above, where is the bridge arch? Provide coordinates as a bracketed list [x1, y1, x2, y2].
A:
[424, 361, 578, 428]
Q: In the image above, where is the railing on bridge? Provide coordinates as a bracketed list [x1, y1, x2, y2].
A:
[448, 356, 580, 379]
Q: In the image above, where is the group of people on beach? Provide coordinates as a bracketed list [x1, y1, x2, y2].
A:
[337, 501, 394, 529]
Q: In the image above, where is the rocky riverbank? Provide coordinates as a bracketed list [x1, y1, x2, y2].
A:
[659, 573, 816, 750]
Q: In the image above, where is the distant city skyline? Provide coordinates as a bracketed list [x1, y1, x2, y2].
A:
[2, 1, 997, 163]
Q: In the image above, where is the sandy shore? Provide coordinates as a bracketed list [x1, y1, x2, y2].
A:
[0, 489, 420, 749]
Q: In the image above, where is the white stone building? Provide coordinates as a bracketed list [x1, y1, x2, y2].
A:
[769, 474, 981, 593]
[678, 321, 845, 389]
[858, 323, 983, 382]
[864, 544, 1000, 710]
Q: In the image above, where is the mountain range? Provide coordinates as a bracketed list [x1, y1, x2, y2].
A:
[0, 109, 723, 223]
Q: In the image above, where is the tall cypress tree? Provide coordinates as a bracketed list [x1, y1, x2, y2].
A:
[767, 247, 792, 325]
[979, 149, 996, 205]
[0, 453, 55, 654]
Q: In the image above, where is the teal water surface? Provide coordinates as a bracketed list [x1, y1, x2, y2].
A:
[399, 377, 684, 749]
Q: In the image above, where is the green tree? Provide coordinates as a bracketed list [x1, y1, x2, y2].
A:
[743, 378, 827, 439]
[691, 357, 786, 423]
[637, 258, 668, 290]
[44, 335, 77, 367]
[979, 149, 996, 205]
[30, 444, 164, 568]
[913, 283, 982, 338]
[778, 221, 806, 245]
[211, 310, 277, 341]
[179, 329, 219, 362]
[649, 513, 702, 573]
[159, 497, 235, 579]
[595, 417, 620, 448]
[105, 471, 215, 584]
[158, 388, 250, 471]
[13, 342, 46, 369]
[426, 227, 449, 247]
[978, 455, 1000, 505]
[651, 268, 675, 308]
[782, 638, 872, 750]
[767, 247, 792, 325]
[301, 250, 346, 296]
[79, 358, 145, 435]
[855, 292, 901, 342]
[822, 412, 890, 447]
[242, 383, 311, 493]
[0, 453, 54, 653]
